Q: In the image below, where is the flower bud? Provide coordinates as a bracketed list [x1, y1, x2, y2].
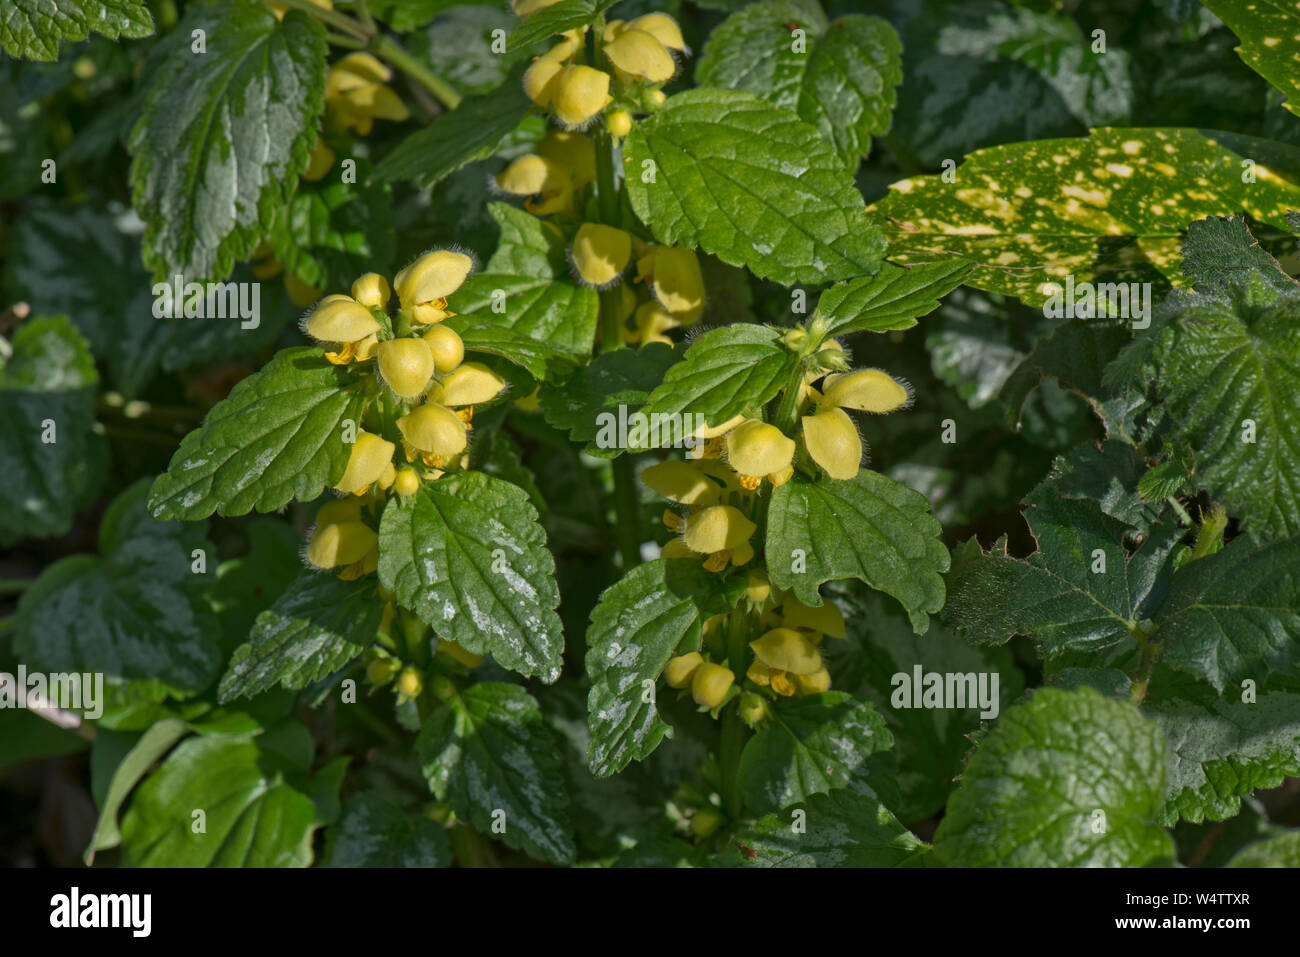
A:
[422, 323, 464, 373]
[641, 460, 719, 506]
[398, 666, 423, 697]
[304, 297, 380, 343]
[351, 272, 390, 310]
[738, 692, 770, 727]
[626, 13, 687, 51]
[745, 571, 771, 604]
[524, 56, 564, 106]
[572, 222, 632, 287]
[690, 806, 722, 838]
[604, 29, 676, 84]
[306, 521, 378, 569]
[437, 361, 506, 406]
[648, 89, 666, 106]
[691, 662, 734, 708]
[367, 657, 397, 685]
[397, 403, 468, 458]
[682, 505, 757, 554]
[552, 65, 613, 128]
[750, 627, 822, 675]
[664, 651, 703, 689]
[394, 467, 420, 497]
[821, 368, 911, 413]
[606, 109, 633, 137]
[394, 250, 474, 309]
[335, 432, 396, 494]
[802, 408, 862, 480]
[377, 337, 435, 398]
[726, 419, 795, 486]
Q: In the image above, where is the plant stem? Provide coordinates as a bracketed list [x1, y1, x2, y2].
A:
[449, 822, 500, 867]
[610, 455, 642, 571]
[0, 579, 32, 595]
[718, 606, 751, 821]
[1128, 624, 1160, 706]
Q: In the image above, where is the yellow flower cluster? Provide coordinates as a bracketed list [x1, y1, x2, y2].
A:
[519, 12, 686, 132]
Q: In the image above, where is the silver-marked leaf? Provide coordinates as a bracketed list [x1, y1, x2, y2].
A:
[324, 791, 452, 867]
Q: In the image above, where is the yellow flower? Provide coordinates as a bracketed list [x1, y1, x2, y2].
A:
[604, 29, 676, 84]
[434, 361, 506, 407]
[780, 595, 846, 638]
[820, 369, 911, 413]
[551, 65, 613, 128]
[305, 520, 376, 570]
[335, 431, 397, 495]
[745, 571, 771, 604]
[536, 131, 597, 188]
[682, 505, 757, 570]
[303, 137, 335, 181]
[437, 639, 484, 668]
[750, 627, 823, 697]
[626, 13, 687, 52]
[325, 53, 410, 136]
[664, 652, 703, 689]
[394, 467, 420, 497]
[511, 0, 564, 16]
[394, 250, 475, 313]
[496, 153, 574, 215]
[397, 403, 468, 466]
[398, 666, 423, 697]
[571, 222, 632, 287]
[691, 662, 734, 708]
[629, 301, 679, 345]
[376, 338, 436, 398]
[802, 407, 863, 480]
[641, 459, 721, 506]
[351, 272, 390, 310]
[725, 418, 795, 489]
[303, 296, 381, 365]
[794, 668, 831, 695]
[607, 109, 633, 137]
[637, 246, 704, 323]
[524, 57, 565, 107]
[270, 0, 331, 20]
[422, 324, 465, 373]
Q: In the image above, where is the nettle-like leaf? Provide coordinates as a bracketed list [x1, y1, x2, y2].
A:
[417, 682, 576, 864]
[219, 573, 385, 703]
[148, 348, 368, 521]
[934, 688, 1174, 867]
[1, 0, 153, 61]
[585, 559, 743, 777]
[633, 325, 795, 446]
[1204, 0, 1300, 116]
[871, 128, 1300, 305]
[623, 88, 885, 285]
[445, 203, 599, 359]
[816, 261, 972, 336]
[504, 0, 615, 51]
[1124, 217, 1300, 538]
[695, 0, 902, 168]
[0, 316, 103, 545]
[736, 692, 894, 815]
[766, 470, 950, 634]
[15, 481, 221, 698]
[378, 471, 564, 682]
[728, 789, 928, 867]
[542, 342, 680, 457]
[371, 69, 533, 188]
[1227, 831, 1300, 867]
[128, 3, 326, 282]
[324, 791, 452, 868]
[446, 319, 576, 381]
[120, 722, 338, 867]
[998, 318, 1131, 431]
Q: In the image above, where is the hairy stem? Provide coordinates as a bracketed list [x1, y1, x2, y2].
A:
[718, 606, 751, 821]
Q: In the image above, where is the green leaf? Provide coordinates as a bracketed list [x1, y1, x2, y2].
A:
[209, 519, 302, 646]
[1128, 217, 1300, 538]
[998, 318, 1131, 430]
[1227, 831, 1300, 867]
[324, 791, 452, 867]
[86, 719, 189, 861]
[816, 261, 972, 336]
[0, 315, 103, 544]
[1, 0, 153, 61]
[445, 204, 599, 358]
[417, 682, 575, 863]
[695, 0, 901, 167]
[766, 470, 949, 634]
[505, 0, 614, 52]
[542, 342, 680, 457]
[1030, 440, 1165, 532]
[411, 7, 534, 96]
[15, 481, 221, 697]
[219, 573, 384, 703]
[378, 471, 564, 682]
[148, 348, 367, 521]
[1204, 0, 1300, 116]
[1157, 534, 1300, 691]
[623, 88, 885, 285]
[634, 325, 794, 443]
[371, 70, 533, 188]
[946, 497, 1183, 665]
[736, 692, 894, 815]
[128, 3, 326, 282]
[445, 317, 577, 380]
[585, 559, 742, 777]
[934, 688, 1174, 866]
[871, 128, 1300, 305]
[728, 789, 928, 867]
[120, 722, 331, 866]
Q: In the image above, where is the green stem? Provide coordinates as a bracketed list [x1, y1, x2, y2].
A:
[611, 455, 642, 571]
[449, 823, 500, 868]
[718, 606, 751, 821]
[0, 579, 32, 594]
[1128, 625, 1159, 706]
